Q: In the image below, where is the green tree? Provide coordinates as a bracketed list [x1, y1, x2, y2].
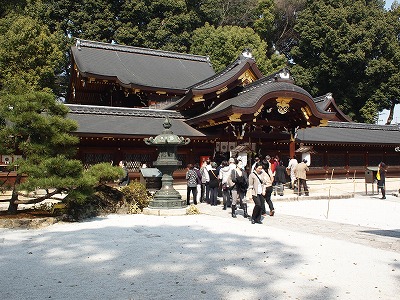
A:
[252, 0, 307, 58]
[0, 82, 123, 214]
[115, 0, 201, 52]
[0, 0, 26, 17]
[290, 0, 397, 123]
[205, 0, 259, 27]
[371, 4, 400, 124]
[0, 13, 65, 94]
[0, 83, 79, 213]
[190, 23, 286, 74]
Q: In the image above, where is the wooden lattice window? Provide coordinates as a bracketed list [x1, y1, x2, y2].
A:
[83, 153, 113, 169]
[125, 153, 152, 172]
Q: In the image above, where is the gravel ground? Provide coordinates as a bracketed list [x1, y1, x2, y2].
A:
[0, 194, 399, 300]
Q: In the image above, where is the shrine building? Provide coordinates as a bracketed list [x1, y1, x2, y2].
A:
[3, 39, 398, 180]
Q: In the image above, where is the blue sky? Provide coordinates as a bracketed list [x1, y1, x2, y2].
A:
[385, 0, 395, 9]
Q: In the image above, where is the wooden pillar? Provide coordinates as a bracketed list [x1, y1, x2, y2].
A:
[289, 139, 296, 158]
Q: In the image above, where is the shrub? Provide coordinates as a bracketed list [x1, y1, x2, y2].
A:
[186, 204, 200, 215]
[120, 180, 151, 213]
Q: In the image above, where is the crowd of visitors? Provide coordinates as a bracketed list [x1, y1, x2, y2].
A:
[185, 154, 311, 224]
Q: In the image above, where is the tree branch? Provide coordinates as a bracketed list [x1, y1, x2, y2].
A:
[14, 188, 64, 205]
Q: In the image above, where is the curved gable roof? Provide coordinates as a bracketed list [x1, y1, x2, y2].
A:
[189, 55, 263, 92]
[314, 93, 352, 122]
[165, 54, 263, 110]
[71, 39, 215, 92]
[187, 76, 336, 127]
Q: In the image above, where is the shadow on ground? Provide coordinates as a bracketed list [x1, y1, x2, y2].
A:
[0, 215, 335, 300]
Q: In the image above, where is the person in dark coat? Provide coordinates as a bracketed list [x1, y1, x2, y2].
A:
[377, 162, 387, 199]
[228, 158, 249, 218]
[274, 160, 287, 196]
[118, 160, 130, 186]
[208, 162, 220, 206]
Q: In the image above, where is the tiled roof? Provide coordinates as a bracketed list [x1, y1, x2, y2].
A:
[189, 79, 316, 120]
[66, 104, 205, 137]
[297, 121, 400, 144]
[313, 93, 332, 111]
[162, 54, 263, 110]
[72, 39, 215, 91]
[189, 55, 260, 91]
[67, 104, 184, 119]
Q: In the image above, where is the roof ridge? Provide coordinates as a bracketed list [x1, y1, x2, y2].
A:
[327, 121, 399, 131]
[66, 104, 184, 119]
[75, 39, 210, 63]
[313, 93, 332, 103]
[189, 55, 253, 89]
[238, 67, 293, 95]
[237, 74, 276, 95]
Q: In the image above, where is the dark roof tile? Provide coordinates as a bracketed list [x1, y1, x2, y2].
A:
[66, 104, 204, 137]
[190, 80, 314, 120]
[72, 39, 215, 91]
[297, 121, 400, 144]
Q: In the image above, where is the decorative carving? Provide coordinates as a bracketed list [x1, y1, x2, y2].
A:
[253, 104, 264, 119]
[216, 86, 228, 95]
[320, 119, 328, 126]
[301, 106, 310, 120]
[229, 113, 242, 122]
[239, 70, 257, 85]
[276, 97, 292, 114]
[193, 95, 205, 102]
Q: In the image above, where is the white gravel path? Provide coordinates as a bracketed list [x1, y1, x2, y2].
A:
[0, 196, 399, 300]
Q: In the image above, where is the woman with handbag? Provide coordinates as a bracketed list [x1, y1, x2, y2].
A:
[248, 162, 267, 224]
[228, 158, 249, 218]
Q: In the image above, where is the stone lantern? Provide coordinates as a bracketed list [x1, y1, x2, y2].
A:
[143, 116, 190, 210]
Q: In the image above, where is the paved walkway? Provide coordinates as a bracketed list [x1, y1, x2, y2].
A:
[177, 177, 400, 253]
[197, 202, 400, 253]
[173, 177, 400, 202]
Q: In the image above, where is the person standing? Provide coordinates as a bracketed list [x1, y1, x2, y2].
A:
[251, 156, 260, 172]
[287, 156, 298, 189]
[248, 162, 266, 224]
[118, 160, 130, 186]
[185, 164, 198, 205]
[262, 155, 271, 170]
[208, 162, 219, 206]
[200, 160, 210, 203]
[274, 160, 286, 196]
[193, 163, 202, 204]
[228, 158, 249, 218]
[263, 162, 275, 216]
[218, 160, 230, 210]
[294, 159, 309, 196]
[377, 162, 387, 199]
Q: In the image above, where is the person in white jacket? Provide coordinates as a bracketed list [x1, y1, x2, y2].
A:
[248, 162, 267, 224]
[218, 160, 230, 210]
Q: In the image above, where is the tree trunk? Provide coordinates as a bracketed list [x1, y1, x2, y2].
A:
[7, 174, 22, 214]
[385, 100, 395, 125]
